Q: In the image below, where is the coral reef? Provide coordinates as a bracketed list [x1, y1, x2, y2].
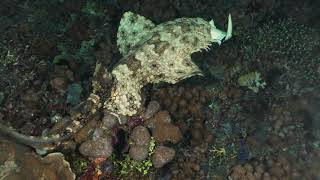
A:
[0, 0, 319, 179]
[152, 84, 212, 119]
[266, 102, 305, 142]
[239, 18, 320, 96]
[0, 6, 231, 149]
[169, 143, 210, 180]
[229, 154, 318, 180]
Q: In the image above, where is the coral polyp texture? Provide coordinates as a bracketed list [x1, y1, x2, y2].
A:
[105, 11, 232, 117]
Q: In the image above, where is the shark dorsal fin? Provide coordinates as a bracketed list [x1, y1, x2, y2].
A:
[117, 11, 155, 56]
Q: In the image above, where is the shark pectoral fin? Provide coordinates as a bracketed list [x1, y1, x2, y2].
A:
[117, 11, 156, 56]
[178, 56, 204, 81]
[185, 56, 204, 76]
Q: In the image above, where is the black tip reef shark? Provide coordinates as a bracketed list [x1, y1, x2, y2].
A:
[0, 12, 232, 148]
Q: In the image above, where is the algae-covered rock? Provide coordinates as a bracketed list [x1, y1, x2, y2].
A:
[79, 136, 113, 158]
[152, 145, 175, 168]
[129, 125, 151, 161]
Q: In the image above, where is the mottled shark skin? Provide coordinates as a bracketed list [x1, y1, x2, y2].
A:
[105, 11, 232, 118]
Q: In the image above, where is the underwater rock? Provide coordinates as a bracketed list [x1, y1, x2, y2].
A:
[79, 136, 113, 158]
[92, 128, 105, 141]
[143, 110, 182, 144]
[153, 111, 172, 124]
[74, 118, 98, 143]
[152, 146, 176, 168]
[130, 125, 151, 146]
[129, 145, 149, 161]
[129, 125, 151, 161]
[128, 116, 144, 129]
[153, 122, 182, 144]
[144, 100, 161, 119]
[145, 111, 172, 129]
[101, 112, 118, 130]
[40, 153, 75, 180]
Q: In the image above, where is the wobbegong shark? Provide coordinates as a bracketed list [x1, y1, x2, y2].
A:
[0, 11, 232, 148]
[105, 11, 232, 118]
